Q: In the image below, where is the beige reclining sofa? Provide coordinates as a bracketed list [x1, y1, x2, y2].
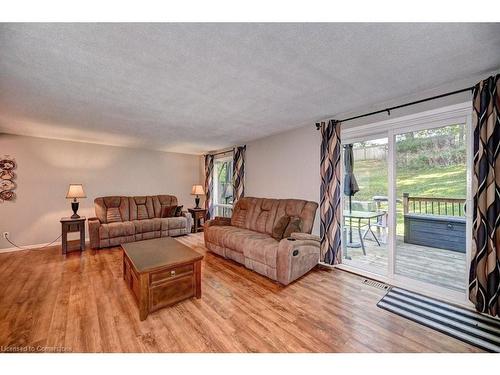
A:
[89, 195, 192, 249]
[204, 197, 320, 285]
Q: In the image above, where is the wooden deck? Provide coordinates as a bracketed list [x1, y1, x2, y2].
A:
[344, 235, 466, 292]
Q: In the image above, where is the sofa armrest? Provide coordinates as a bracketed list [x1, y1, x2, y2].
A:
[182, 211, 193, 233]
[205, 216, 231, 228]
[289, 232, 320, 242]
[88, 217, 101, 250]
[276, 235, 320, 285]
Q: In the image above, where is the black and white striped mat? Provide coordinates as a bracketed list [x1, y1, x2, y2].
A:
[377, 287, 500, 352]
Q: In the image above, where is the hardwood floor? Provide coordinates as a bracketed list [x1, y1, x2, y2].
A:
[0, 233, 482, 353]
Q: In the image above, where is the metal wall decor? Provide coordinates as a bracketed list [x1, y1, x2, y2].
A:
[0, 155, 16, 202]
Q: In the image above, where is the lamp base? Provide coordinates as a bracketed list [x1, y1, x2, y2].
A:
[71, 201, 80, 219]
[194, 196, 200, 209]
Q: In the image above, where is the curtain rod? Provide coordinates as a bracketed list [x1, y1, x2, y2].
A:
[206, 144, 246, 157]
[207, 149, 234, 157]
[315, 86, 474, 130]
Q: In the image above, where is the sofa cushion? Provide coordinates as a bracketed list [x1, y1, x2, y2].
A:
[224, 228, 270, 254]
[205, 226, 272, 256]
[272, 215, 290, 240]
[283, 216, 303, 238]
[231, 198, 249, 228]
[153, 195, 179, 218]
[242, 236, 279, 268]
[137, 205, 149, 220]
[249, 198, 280, 234]
[106, 207, 122, 223]
[129, 196, 155, 220]
[153, 218, 169, 231]
[205, 226, 260, 253]
[166, 216, 187, 230]
[133, 219, 161, 234]
[95, 196, 129, 223]
[205, 225, 236, 247]
[99, 221, 135, 239]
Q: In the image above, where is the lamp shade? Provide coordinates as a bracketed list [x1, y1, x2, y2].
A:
[191, 184, 205, 195]
[66, 184, 86, 199]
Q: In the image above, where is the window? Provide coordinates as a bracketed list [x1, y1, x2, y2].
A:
[212, 155, 234, 218]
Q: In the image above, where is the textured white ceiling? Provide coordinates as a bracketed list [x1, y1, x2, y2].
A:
[1, 23, 499, 154]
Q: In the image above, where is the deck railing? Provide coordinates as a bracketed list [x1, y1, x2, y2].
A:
[402, 193, 466, 217]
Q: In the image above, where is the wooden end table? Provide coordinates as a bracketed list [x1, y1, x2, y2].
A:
[60, 216, 86, 255]
[188, 208, 207, 233]
[122, 237, 203, 321]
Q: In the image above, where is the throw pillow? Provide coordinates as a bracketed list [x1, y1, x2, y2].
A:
[174, 205, 184, 217]
[161, 205, 177, 218]
[283, 216, 303, 238]
[272, 215, 290, 240]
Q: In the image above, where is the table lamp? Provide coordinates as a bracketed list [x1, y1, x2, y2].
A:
[66, 184, 87, 218]
[191, 184, 205, 209]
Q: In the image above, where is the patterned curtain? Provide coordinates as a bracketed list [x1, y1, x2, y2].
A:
[469, 74, 500, 317]
[320, 120, 342, 265]
[204, 154, 214, 220]
[233, 145, 246, 203]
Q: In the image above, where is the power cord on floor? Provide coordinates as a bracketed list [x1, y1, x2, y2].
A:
[4, 234, 62, 250]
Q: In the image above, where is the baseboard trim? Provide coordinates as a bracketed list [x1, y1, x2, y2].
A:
[0, 238, 89, 254]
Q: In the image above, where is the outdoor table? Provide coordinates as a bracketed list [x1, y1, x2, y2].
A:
[343, 210, 386, 258]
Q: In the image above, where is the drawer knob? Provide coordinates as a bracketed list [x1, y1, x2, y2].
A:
[170, 270, 176, 276]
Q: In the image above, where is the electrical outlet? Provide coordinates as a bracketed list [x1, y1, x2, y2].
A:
[2, 232, 9, 239]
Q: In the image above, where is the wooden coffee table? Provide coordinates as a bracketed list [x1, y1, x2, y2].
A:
[122, 237, 203, 321]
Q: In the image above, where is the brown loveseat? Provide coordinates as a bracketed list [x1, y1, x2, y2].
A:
[88, 195, 192, 249]
[204, 197, 320, 285]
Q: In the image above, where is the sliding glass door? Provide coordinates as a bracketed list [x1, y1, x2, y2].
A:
[340, 103, 472, 303]
[342, 137, 389, 276]
[394, 123, 467, 293]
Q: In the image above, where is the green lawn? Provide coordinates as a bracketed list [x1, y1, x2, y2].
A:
[353, 159, 466, 200]
[349, 159, 467, 235]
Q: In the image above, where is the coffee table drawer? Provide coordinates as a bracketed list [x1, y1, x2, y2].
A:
[150, 275, 194, 311]
[150, 264, 193, 284]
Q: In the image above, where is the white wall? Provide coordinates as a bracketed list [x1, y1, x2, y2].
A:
[246, 125, 322, 235]
[0, 134, 203, 250]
